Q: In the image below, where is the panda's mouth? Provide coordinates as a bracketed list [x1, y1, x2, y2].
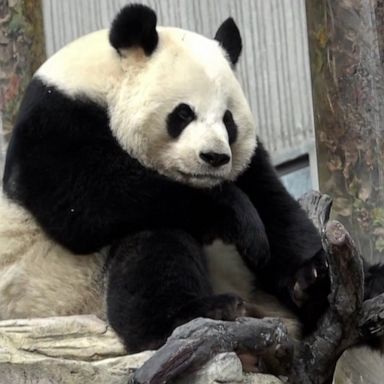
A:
[177, 171, 225, 181]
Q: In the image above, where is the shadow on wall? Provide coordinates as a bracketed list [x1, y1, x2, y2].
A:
[281, 166, 312, 199]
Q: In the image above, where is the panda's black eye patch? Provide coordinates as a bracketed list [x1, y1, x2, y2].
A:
[223, 110, 238, 144]
[167, 103, 196, 138]
[176, 103, 195, 121]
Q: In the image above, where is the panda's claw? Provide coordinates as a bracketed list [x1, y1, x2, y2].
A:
[291, 250, 330, 308]
[292, 281, 308, 306]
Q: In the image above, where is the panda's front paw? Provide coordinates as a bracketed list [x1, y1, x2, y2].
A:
[291, 249, 330, 308]
[174, 293, 246, 327]
[290, 250, 330, 333]
[203, 293, 246, 321]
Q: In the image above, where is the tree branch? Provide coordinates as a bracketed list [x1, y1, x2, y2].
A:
[131, 317, 291, 384]
[288, 220, 364, 384]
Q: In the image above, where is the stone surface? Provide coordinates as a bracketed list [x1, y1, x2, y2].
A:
[0, 315, 126, 361]
[245, 374, 283, 384]
[174, 353, 243, 384]
[0, 315, 154, 384]
[334, 347, 384, 384]
[0, 315, 282, 384]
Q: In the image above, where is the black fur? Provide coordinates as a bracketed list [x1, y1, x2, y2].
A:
[3, 78, 271, 352]
[364, 263, 384, 299]
[107, 230, 244, 352]
[166, 103, 196, 139]
[235, 141, 330, 330]
[4, 77, 384, 352]
[214, 18, 242, 66]
[109, 4, 158, 55]
[3, 78, 266, 259]
[223, 110, 238, 144]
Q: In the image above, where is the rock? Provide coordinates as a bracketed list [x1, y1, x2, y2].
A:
[0, 314, 282, 384]
[334, 347, 384, 384]
[0, 315, 153, 384]
[175, 353, 243, 384]
[0, 315, 126, 361]
[244, 373, 283, 384]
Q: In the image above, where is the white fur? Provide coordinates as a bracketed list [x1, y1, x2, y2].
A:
[0, 192, 106, 320]
[37, 27, 257, 189]
[1, 24, 259, 322]
[205, 240, 255, 301]
[205, 240, 301, 337]
[36, 29, 122, 106]
[109, 27, 256, 188]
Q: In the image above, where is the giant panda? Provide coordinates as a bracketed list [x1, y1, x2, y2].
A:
[1, 3, 383, 358]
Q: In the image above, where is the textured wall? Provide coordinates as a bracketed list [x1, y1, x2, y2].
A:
[41, 0, 315, 165]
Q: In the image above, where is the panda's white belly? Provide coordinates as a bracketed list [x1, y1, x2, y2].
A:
[0, 192, 106, 320]
[204, 240, 255, 301]
[204, 239, 301, 337]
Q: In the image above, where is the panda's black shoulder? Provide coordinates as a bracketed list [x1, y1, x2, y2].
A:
[3, 77, 111, 199]
[2, 76, 157, 253]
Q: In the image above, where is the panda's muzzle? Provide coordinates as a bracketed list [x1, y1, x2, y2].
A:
[177, 170, 225, 181]
[199, 152, 230, 167]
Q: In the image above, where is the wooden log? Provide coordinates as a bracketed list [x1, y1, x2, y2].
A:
[131, 317, 291, 384]
[288, 220, 364, 384]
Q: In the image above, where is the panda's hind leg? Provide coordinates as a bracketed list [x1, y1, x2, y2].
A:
[106, 229, 245, 353]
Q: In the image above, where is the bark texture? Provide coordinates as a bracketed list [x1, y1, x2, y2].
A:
[0, 0, 45, 140]
[306, 0, 384, 265]
[131, 317, 290, 384]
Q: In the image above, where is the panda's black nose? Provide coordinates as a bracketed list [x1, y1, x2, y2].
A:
[199, 152, 230, 167]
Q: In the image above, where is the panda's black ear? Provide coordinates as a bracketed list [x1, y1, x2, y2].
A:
[214, 18, 242, 66]
[109, 4, 158, 56]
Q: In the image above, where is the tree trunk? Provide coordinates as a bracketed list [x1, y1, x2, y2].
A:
[305, 0, 384, 265]
[306, 1, 384, 382]
[0, 0, 46, 142]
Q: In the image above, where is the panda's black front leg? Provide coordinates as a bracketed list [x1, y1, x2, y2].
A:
[196, 183, 271, 271]
[106, 229, 245, 353]
[235, 142, 330, 327]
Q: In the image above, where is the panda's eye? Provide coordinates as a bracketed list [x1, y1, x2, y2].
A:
[223, 110, 232, 124]
[176, 103, 195, 122]
[167, 103, 196, 139]
[223, 110, 238, 144]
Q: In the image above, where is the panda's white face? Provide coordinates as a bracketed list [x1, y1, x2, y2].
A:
[36, 24, 256, 189]
[109, 28, 256, 188]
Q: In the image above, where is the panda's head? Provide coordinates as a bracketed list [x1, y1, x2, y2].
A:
[107, 4, 256, 188]
[37, 4, 256, 189]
